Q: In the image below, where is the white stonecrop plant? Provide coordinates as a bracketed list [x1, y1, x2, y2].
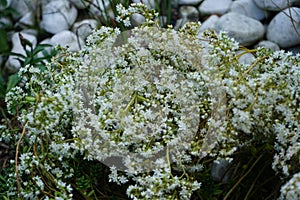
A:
[2, 3, 300, 199]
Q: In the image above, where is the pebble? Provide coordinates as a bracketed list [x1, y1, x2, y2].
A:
[5, 32, 37, 73]
[230, 0, 267, 21]
[199, 14, 219, 32]
[1, 0, 300, 77]
[199, 0, 232, 16]
[50, 30, 84, 52]
[179, 6, 199, 22]
[253, 0, 300, 11]
[237, 50, 256, 65]
[0, 17, 12, 29]
[267, 7, 300, 48]
[215, 12, 265, 46]
[9, 0, 37, 20]
[130, 13, 146, 27]
[211, 158, 233, 183]
[40, 0, 78, 34]
[255, 40, 280, 51]
[72, 19, 98, 40]
[16, 12, 35, 29]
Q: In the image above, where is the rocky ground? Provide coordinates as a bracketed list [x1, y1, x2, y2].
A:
[1, 0, 300, 75]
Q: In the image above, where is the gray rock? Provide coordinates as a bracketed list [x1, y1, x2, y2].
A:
[253, 0, 299, 11]
[40, 0, 78, 34]
[199, 0, 232, 16]
[69, 0, 90, 9]
[179, 0, 203, 6]
[199, 14, 219, 32]
[0, 16, 13, 29]
[10, 0, 37, 20]
[230, 0, 267, 21]
[20, 29, 38, 37]
[130, 13, 146, 27]
[267, 7, 300, 48]
[211, 158, 233, 183]
[215, 12, 265, 46]
[72, 19, 98, 40]
[50, 30, 84, 51]
[255, 40, 280, 51]
[237, 50, 256, 65]
[16, 12, 35, 29]
[5, 32, 37, 73]
[180, 6, 199, 22]
[37, 38, 53, 59]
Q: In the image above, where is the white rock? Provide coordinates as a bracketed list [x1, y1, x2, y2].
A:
[179, 0, 203, 5]
[16, 12, 35, 29]
[267, 7, 300, 48]
[0, 0, 12, 10]
[132, 0, 159, 8]
[40, 0, 78, 34]
[215, 12, 265, 46]
[72, 19, 98, 40]
[211, 159, 233, 183]
[20, 29, 38, 37]
[0, 17, 13, 29]
[50, 30, 84, 51]
[130, 14, 146, 27]
[237, 50, 255, 65]
[199, 0, 232, 16]
[36, 38, 56, 63]
[5, 32, 37, 73]
[230, 0, 267, 21]
[10, 0, 37, 20]
[69, 0, 90, 9]
[199, 14, 219, 32]
[255, 40, 280, 51]
[180, 6, 199, 22]
[253, 0, 299, 11]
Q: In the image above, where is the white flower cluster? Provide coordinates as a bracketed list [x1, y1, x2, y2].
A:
[4, 61, 77, 198]
[201, 30, 300, 198]
[279, 172, 300, 200]
[71, 21, 205, 198]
